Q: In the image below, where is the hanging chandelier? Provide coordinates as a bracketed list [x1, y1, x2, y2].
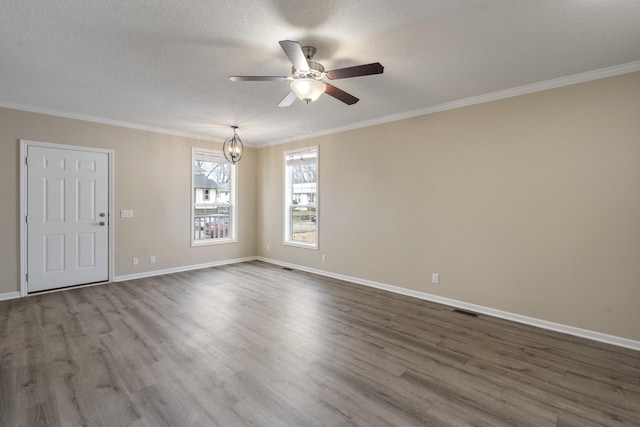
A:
[223, 125, 244, 165]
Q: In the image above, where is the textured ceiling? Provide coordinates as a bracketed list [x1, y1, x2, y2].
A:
[1, 0, 640, 146]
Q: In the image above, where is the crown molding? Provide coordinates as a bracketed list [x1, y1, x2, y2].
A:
[263, 60, 640, 147]
[0, 101, 221, 143]
[2, 60, 639, 148]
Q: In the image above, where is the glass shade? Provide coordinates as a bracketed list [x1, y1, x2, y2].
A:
[290, 79, 326, 103]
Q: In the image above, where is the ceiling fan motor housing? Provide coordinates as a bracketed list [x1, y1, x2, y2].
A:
[302, 45, 316, 60]
[292, 61, 325, 78]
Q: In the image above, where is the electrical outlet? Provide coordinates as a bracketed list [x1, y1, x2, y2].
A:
[120, 210, 134, 218]
[266, 244, 270, 252]
[322, 254, 326, 263]
[132, 257, 139, 266]
[150, 256, 156, 264]
[432, 273, 440, 284]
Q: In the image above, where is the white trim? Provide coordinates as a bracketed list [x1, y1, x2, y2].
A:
[0, 292, 20, 301]
[256, 257, 640, 352]
[109, 149, 116, 283]
[0, 101, 219, 143]
[282, 241, 320, 251]
[5, 257, 256, 299]
[191, 148, 238, 246]
[19, 139, 115, 296]
[114, 256, 256, 282]
[19, 141, 27, 297]
[6, 250, 639, 351]
[2, 61, 638, 149]
[283, 146, 319, 250]
[263, 60, 640, 147]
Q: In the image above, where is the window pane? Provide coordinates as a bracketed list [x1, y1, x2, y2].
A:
[290, 205, 316, 244]
[193, 152, 234, 243]
[285, 148, 317, 247]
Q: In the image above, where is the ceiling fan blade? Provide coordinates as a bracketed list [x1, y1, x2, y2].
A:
[229, 76, 290, 81]
[279, 40, 310, 71]
[278, 90, 297, 107]
[326, 62, 384, 80]
[325, 84, 359, 105]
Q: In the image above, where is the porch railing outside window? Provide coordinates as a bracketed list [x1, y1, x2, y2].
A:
[193, 211, 231, 240]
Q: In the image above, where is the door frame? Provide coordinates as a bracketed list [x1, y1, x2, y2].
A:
[19, 139, 115, 296]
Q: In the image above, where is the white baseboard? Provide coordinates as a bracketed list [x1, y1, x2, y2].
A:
[113, 256, 258, 282]
[1, 257, 257, 300]
[0, 291, 20, 302]
[256, 257, 640, 352]
[5, 256, 638, 352]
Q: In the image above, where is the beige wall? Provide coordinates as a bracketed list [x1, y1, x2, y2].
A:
[257, 72, 640, 341]
[0, 109, 257, 294]
[1, 72, 638, 342]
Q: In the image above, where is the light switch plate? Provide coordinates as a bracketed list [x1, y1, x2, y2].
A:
[120, 210, 134, 218]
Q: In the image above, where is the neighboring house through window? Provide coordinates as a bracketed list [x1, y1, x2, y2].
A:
[192, 148, 236, 244]
[284, 147, 318, 248]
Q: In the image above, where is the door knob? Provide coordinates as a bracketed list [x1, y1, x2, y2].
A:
[99, 213, 106, 217]
[99, 221, 106, 226]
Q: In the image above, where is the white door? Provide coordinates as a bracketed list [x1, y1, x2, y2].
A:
[27, 145, 109, 292]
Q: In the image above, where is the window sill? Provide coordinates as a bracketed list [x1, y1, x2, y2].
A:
[192, 238, 237, 247]
[283, 241, 318, 250]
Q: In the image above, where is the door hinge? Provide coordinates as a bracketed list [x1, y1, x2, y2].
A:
[25, 215, 29, 224]
[25, 273, 28, 282]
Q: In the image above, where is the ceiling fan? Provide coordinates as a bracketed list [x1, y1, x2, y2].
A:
[229, 40, 384, 107]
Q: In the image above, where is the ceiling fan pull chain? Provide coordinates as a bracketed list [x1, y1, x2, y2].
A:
[305, 105, 311, 135]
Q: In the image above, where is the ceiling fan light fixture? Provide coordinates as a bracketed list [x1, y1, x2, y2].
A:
[230, 40, 383, 106]
[223, 125, 244, 165]
[290, 78, 326, 103]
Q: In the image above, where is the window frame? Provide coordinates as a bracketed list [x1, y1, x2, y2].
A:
[283, 146, 319, 250]
[191, 148, 237, 247]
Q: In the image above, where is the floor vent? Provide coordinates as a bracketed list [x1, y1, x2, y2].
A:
[453, 309, 479, 318]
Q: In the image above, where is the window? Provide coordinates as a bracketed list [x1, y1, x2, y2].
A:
[192, 148, 236, 245]
[284, 147, 318, 248]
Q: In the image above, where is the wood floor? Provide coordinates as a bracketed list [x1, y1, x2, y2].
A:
[1, 261, 639, 426]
